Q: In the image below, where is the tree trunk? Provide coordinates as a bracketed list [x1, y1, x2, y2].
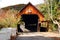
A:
[53, 20, 60, 33]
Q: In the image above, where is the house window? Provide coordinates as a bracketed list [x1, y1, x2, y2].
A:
[40, 21, 49, 32]
[41, 22, 48, 27]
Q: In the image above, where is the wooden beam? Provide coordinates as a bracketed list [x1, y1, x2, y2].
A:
[37, 23, 40, 32]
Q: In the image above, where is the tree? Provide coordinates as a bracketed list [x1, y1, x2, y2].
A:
[45, 0, 60, 32]
[0, 9, 20, 28]
[4, 9, 20, 27]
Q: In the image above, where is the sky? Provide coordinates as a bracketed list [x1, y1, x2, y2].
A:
[0, 0, 44, 8]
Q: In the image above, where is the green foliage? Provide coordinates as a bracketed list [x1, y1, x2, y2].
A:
[36, 0, 60, 31]
[0, 9, 20, 28]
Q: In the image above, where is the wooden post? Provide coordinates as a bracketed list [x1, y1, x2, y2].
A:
[10, 34, 16, 40]
[47, 21, 49, 32]
[37, 23, 40, 32]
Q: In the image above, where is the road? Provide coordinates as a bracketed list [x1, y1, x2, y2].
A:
[0, 28, 16, 40]
[15, 32, 60, 40]
[16, 36, 54, 40]
[0, 28, 60, 40]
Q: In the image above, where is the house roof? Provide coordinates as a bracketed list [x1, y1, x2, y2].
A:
[19, 2, 44, 17]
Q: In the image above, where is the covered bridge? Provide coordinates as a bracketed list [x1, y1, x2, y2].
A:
[16, 2, 49, 32]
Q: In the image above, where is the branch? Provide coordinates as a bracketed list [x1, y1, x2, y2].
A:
[53, 20, 59, 24]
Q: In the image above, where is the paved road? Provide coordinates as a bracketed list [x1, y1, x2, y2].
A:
[0, 28, 16, 40]
[16, 36, 54, 40]
[0, 28, 59, 40]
